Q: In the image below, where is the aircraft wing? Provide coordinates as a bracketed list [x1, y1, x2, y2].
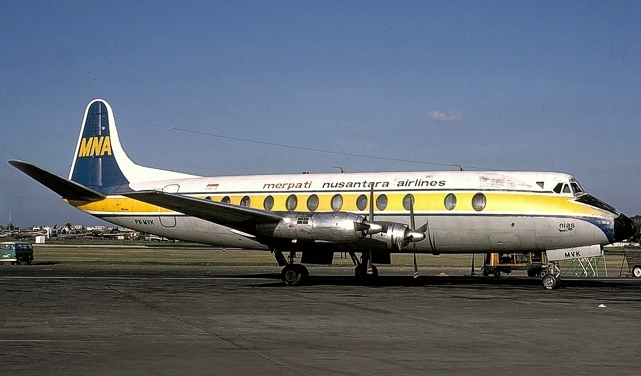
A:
[124, 191, 282, 231]
[9, 160, 105, 201]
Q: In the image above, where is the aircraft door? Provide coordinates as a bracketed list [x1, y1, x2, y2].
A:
[159, 184, 179, 228]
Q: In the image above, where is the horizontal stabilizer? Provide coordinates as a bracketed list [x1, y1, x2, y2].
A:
[9, 160, 105, 201]
[124, 191, 282, 227]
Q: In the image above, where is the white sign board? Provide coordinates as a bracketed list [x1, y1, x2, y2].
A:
[546, 244, 602, 261]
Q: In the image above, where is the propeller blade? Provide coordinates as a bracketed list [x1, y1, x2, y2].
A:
[410, 195, 416, 231]
[410, 195, 419, 278]
[406, 195, 426, 242]
[367, 184, 374, 275]
[369, 184, 374, 222]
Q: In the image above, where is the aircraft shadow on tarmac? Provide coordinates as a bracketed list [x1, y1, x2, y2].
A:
[240, 273, 641, 288]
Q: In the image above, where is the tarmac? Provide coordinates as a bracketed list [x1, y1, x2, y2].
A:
[1, 264, 641, 375]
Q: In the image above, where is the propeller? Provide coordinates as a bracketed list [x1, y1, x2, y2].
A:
[367, 184, 374, 275]
[409, 195, 419, 278]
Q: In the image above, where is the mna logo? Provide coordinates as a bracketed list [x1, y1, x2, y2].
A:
[78, 136, 112, 157]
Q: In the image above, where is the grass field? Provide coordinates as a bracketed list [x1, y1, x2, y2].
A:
[25, 242, 479, 268]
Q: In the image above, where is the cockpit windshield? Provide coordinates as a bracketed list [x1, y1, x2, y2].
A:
[552, 179, 586, 197]
[570, 180, 584, 196]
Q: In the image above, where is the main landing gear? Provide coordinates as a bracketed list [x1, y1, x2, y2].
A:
[273, 249, 309, 286]
[349, 251, 379, 281]
[281, 264, 309, 286]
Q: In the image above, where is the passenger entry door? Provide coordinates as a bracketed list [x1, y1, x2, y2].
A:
[159, 184, 179, 227]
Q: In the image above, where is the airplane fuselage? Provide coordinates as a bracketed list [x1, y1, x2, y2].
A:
[70, 170, 619, 254]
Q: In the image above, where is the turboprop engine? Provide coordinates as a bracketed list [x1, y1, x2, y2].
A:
[255, 212, 377, 242]
[368, 221, 426, 250]
[255, 212, 424, 248]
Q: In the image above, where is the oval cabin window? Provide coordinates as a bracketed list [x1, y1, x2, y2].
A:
[307, 194, 319, 212]
[263, 195, 274, 211]
[376, 194, 388, 211]
[402, 194, 415, 211]
[472, 193, 486, 212]
[331, 194, 343, 212]
[444, 193, 457, 211]
[356, 194, 368, 211]
[286, 195, 298, 211]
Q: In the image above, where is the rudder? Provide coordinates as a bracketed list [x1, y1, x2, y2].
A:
[69, 100, 130, 193]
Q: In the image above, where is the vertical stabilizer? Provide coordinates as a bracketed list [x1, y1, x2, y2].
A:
[69, 99, 197, 193]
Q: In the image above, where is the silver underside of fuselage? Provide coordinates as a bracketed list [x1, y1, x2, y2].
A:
[97, 213, 611, 254]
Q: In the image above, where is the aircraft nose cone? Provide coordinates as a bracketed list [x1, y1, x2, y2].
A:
[614, 214, 635, 242]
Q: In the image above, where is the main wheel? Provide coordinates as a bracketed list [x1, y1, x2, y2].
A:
[542, 274, 560, 290]
[632, 265, 641, 278]
[354, 264, 378, 279]
[281, 264, 309, 286]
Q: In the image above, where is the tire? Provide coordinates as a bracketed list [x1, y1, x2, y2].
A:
[542, 274, 559, 290]
[354, 264, 378, 279]
[632, 265, 641, 278]
[281, 264, 308, 286]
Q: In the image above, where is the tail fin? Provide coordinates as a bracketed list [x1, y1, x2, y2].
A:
[69, 99, 197, 194]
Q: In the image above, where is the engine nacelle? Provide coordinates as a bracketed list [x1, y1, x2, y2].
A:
[256, 212, 369, 242]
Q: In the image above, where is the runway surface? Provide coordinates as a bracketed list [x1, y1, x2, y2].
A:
[1, 265, 641, 375]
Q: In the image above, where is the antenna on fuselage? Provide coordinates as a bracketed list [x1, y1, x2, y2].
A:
[333, 166, 345, 173]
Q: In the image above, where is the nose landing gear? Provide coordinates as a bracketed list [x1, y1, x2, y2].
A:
[541, 263, 561, 290]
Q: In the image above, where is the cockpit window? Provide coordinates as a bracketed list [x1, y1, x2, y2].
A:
[570, 182, 584, 195]
[553, 180, 586, 197]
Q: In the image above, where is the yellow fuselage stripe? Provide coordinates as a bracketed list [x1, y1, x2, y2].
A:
[68, 191, 603, 217]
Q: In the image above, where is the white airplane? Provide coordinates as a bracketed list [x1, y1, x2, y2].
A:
[9, 99, 635, 288]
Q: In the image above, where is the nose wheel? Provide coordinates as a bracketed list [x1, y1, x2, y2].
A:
[541, 262, 561, 290]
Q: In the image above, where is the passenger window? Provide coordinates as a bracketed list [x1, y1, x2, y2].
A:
[376, 194, 388, 211]
[472, 193, 486, 212]
[263, 195, 274, 211]
[307, 194, 319, 212]
[240, 196, 251, 207]
[444, 193, 457, 211]
[204, 196, 212, 201]
[356, 194, 368, 211]
[331, 194, 343, 212]
[402, 194, 415, 211]
[221, 196, 231, 204]
[286, 195, 298, 211]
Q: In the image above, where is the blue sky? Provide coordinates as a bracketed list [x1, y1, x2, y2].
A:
[1, 1, 641, 227]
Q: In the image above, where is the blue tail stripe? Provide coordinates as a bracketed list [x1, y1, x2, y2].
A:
[70, 101, 130, 193]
